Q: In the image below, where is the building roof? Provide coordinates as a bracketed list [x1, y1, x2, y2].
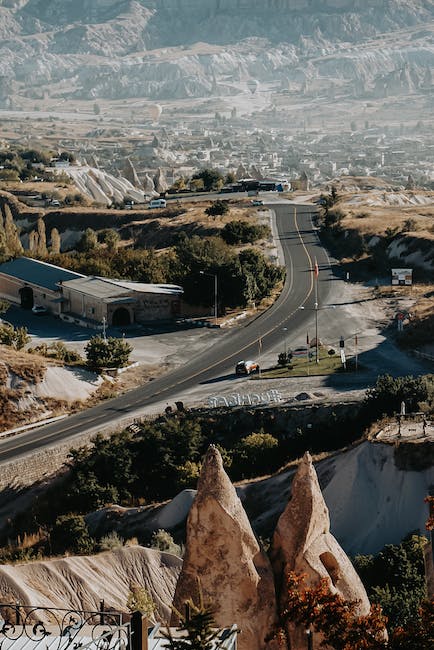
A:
[62, 277, 131, 300]
[0, 257, 85, 292]
[105, 278, 184, 296]
[62, 276, 183, 299]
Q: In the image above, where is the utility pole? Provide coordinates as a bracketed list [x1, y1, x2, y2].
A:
[314, 258, 319, 364]
[282, 327, 288, 359]
[200, 271, 218, 326]
[214, 272, 218, 326]
[355, 333, 358, 371]
[102, 316, 107, 342]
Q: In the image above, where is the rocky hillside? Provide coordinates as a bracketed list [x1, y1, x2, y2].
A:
[0, 0, 433, 102]
[86, 440, 434, 557]
[0, 546, 181, 623]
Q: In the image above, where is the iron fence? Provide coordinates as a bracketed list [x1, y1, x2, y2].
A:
[0, 604, 130, 650]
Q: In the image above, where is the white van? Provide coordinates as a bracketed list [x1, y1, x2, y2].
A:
[149, 199, 167, 209]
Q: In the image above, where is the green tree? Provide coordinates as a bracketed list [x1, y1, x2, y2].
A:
[225, 171, 236, 184]
[77, 228, 98, 252]
[232, 431, 279, 479]
[192, 168, 224, 192]
[50, 514, 95, 555]
[364, 374, 434, 417]
[85, 336, 132, 370]
[205, 200, 229, 217]
[353, 534, 428, 628]
[221, 220, 270, 245]
[101, 229, 120, 253]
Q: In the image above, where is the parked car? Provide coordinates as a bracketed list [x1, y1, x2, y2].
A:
[32, 305, 47, 315]
[235, 360, 260, 375]
[251, 199, 264, 206]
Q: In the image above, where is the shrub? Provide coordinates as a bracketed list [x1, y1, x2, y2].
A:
[99, 531, 124, 552]
[221, 220, 271, 245]
[150, 529, 182, 556]
[50, 514, 95, 555]
[205, 200, 229, 217]
[232, 431, 279, 479]
[126, 583, 156, 617]
[0, 324, 30, 350]
[85, 336, 132, 370]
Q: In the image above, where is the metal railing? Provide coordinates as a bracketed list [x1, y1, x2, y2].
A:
[0, 604, 130, 650]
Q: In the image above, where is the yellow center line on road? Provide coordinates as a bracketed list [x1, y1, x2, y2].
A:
[0, 206, 317, 457]
[149, 206, 316, 393]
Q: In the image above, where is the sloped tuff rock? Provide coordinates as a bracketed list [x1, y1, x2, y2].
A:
[270, 452, 371, 650]
[172, 445, 279, 650]
[0, 546, 181, 624]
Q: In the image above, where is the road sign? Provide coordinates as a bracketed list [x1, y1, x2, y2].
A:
[392, 268, 412, 286]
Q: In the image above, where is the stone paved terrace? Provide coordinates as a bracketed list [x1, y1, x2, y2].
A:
[376, 417, 434, 443]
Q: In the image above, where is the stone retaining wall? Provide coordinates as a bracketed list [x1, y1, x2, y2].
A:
[0, 414, 145, 492]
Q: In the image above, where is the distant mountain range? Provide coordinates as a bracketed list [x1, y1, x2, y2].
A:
[0, 0, 433, 102]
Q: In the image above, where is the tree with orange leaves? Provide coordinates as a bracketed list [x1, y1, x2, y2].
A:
[276, 571, 387, 650]
[425, 496, 434, 531]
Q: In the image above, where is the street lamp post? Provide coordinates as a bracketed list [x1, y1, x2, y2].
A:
[200, 271, 218, 325]
[314, 258, 319, 364]
[282, 327, 288, 358]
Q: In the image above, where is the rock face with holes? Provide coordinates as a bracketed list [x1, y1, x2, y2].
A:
[269, 452, 371, 650]
[171, 445, 279, 650]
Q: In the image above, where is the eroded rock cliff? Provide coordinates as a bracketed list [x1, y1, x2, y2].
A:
[172, 445, 279, 650]
[270, 451, 371, 650]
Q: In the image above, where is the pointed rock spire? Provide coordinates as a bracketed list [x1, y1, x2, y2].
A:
[123, 158, 140, 188]
[270, 452, 371, 650]
[172, 445, 279, 650]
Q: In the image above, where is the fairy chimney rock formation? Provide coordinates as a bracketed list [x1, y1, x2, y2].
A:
[143, 173, 156, 194]
[270, 452, 371, 650]
[123, 158, 140, 188]
[172, 445, 279, 650]
[153, 167, 168, 193]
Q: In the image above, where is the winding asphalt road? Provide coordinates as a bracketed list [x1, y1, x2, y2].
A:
[0, 202, 332, 464]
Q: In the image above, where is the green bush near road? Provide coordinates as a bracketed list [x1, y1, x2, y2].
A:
[85, 336, 132, 370]
[221, 220, 271, 245]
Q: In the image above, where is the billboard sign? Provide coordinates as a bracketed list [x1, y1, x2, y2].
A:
[391, 268, 412, 286]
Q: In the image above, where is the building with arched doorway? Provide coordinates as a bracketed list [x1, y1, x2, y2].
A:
[0, 257, 183, 328]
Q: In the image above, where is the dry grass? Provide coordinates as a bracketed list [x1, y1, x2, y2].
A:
[0, 346, 48, 383]
[341, 197, 434, 239]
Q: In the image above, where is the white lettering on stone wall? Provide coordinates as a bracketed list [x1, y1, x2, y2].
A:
[207, 390, 282, 408]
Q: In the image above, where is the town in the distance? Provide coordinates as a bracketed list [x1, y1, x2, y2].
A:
[0, 2, 433, 649]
